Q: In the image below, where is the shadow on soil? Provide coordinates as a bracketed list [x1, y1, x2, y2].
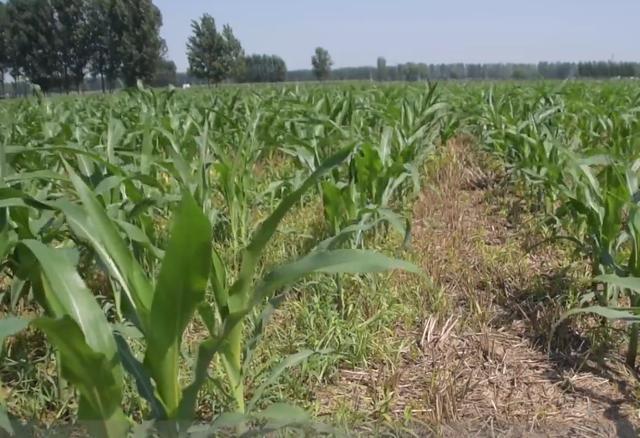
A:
[488, 191, 639, 437]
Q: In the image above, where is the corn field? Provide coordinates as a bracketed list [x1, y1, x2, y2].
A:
[476, 81, 640, 364]
[1, 81, 639, 435]
[0, 83, 455, 435]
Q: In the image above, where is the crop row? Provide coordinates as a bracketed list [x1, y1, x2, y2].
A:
[0, 83, 454, 435]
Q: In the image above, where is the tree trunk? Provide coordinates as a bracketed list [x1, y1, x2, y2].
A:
[100, 73, 106, 93]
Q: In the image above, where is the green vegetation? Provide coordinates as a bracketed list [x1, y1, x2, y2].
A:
[2, 79, 640, 434]
[240, 55, 287, 84]
[474, 81, 640, 367]
[0, 83, 453, 435]
[311, 48, 333, 81]
[2, 1, 640, 434]
[186, 14, 244, 86]
[288, 60, 640, 82]
[2, 0, 168, 93]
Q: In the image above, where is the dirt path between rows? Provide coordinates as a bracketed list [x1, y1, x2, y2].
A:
[323, 138, 639, 437]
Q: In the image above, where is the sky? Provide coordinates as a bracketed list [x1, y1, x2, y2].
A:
[154, 0, 639, 72]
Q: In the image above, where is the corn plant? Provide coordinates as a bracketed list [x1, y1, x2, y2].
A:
[0, 136, 421, 436]
[476, 81, 640, 369]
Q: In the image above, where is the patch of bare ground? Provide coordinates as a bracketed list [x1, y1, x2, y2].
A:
[318, 137, 640, 437]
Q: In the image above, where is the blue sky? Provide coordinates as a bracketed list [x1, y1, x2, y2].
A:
[154, 0, 639, 71]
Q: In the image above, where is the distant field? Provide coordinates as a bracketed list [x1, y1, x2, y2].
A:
[0, 81, 639, 435]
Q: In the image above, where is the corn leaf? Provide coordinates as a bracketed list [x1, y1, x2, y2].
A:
[20, 240, 118, 359]
[143, 192, 212, 417]
[0, 317, 30, 348]
[33, 316, 128, 437]
[252, 249, 421, 307]
[56, 168, 154, 329]
[597, 274, 640, 293]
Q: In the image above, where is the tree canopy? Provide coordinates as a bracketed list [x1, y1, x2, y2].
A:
[186, 14, 244, 85]
[311, 47, 332, 81]
[119, 0, 164, 87]
[0, 2, 8, 95]
[239, 54, 287, 83]
[151, 58, 177, 87]
[2, 0, 166, 93]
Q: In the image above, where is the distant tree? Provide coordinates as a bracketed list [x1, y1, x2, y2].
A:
[240, 54, 286, 83]
[6, 0, 62, 92]
[396, 63, 405, 81]
[286, 69, 314, 81]
[311, 47, 332, 80]
[87, 0, 126, 92]
[327, 65, 375, 81]
[288, 60, 640, 83]
[0, 2, 8, 96]
[222, 24, 245, 80]
[272, 56, 287, 82]
[51, 0, 93, 92]
[511, 69, 526, 80]
[151, 58, 177, 87]
[118, 0, 164, 87]
[403, 63, 425, 81]
[186, 14, 244, 85]
[376, 56, 387, 81]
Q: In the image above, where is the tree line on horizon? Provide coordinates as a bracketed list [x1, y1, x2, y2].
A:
[289, 59, 640, 82]
[0, 2, 291, 95]
[0, 0, 174, 94]
[1, 1, 637, 96]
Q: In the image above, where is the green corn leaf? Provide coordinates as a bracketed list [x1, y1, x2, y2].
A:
[55, 170, 154, 329]
[106, 117, 125, 164]
[596, 274, 640, 293]
[0, 188, 52, 211]
[243, 145, 353, 267]
[33, 316, 128, 437]
[227, 145, 354, 312]
[143, 192, 212, 417]
[210, 247, 228, 318]
[114, 334, 167, 420]
[10, 279, 26, 310]
[20, 240, 118, 360]
[114, 219, 165, 259]
[254, 403, 311, 430]
[0, 403, 13, 436]
[216, 146, 354, 414]
[557, 306, 640, 325]
[0, 316, 30, 348]
[252, 249, 421, 307]
[188, 412, 248, 436]
[3, 170, 67, 184]
[0, 227, 16, 261]
[178, 312, 246, 420]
